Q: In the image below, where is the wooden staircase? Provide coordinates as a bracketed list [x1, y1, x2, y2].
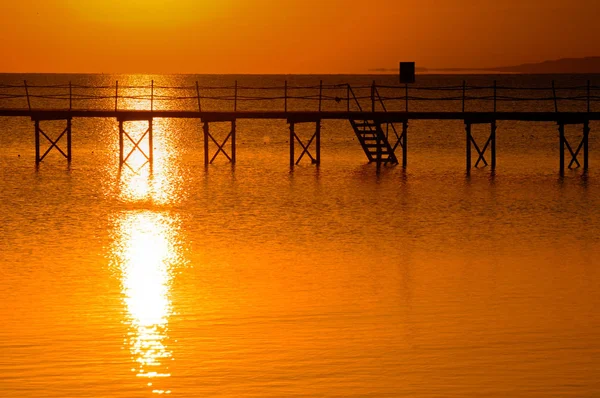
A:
[349, 119, 398, 164]
[346, 84, 401, 165]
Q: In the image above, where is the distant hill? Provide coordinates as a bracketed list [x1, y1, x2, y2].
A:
[488, 57, 600, 73]
[371, 57, 600, 74]
[428, 57, 600, 74]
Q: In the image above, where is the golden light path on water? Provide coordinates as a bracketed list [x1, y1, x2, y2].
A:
[110, 85, 183, 394]
[114, 211, 179, 395]
[115, 84, 183, 205]
[116, 120, 175, 204]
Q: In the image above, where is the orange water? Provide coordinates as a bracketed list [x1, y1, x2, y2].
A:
[1, 74, 599, 397]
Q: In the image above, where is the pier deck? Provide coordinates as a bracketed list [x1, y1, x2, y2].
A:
[1, 109, 600, 123]
[1, 80, 599, 173]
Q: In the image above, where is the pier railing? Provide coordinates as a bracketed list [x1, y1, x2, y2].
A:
[0, 80, 598, 113]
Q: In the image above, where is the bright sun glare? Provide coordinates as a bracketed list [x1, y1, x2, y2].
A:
[114, 211, 180, 394]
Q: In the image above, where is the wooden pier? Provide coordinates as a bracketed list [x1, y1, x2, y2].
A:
[1, 80, 599, 174]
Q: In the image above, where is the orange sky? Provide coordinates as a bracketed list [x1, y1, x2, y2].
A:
[1, 0, 599, 74]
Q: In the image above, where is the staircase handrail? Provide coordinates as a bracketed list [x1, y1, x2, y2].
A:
[347, 84, 364, 112]
[373, 85, 400, 141]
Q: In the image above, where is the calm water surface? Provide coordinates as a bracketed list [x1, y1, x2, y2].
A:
[0, 74, 599, 397]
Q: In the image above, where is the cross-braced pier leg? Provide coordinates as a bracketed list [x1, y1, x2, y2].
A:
[388, 121, 408, 168]
[288, 120, 321, 167]
[202, 120, 236, 165]
[558, 120, 590, 174]
[118, 117, 153, 168]
[465, 120, 497, 172]
[33, 117, 72, 164]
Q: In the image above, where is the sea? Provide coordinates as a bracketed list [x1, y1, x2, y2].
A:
[0, 73, 599, 397]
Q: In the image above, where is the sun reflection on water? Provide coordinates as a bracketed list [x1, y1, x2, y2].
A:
[113, 211, 181, 395]
[112, 77, 186, 205]
[117, 120, 177, 205]
[106, 76, 187, 394]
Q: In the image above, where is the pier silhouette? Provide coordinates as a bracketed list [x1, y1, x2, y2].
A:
[0, 80, 598, 174]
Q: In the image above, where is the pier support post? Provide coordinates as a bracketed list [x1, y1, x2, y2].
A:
[376, 126, 382, 165]
[466, 122, 472, 170]
[117, 116, 153, 168]
[67, 118, 72, 162]
[202, 119, 237, 165]
[465, 120, 497, 172]
[148, 120, 153, 166]
[33, 117, 72, 164]
[315, 121, 321, 165]
[491, 120, 496, 171]
[232, 120, 237, 164]
[289, 122, 295, 168]
[401, 121, 408, 168]
[559, 123, 565, 175]
[35, 120, 40, 164]
[584, 120, 590, 171]
[119, 120, 124, 165]
[203, 121, 209, 166]
[387, 120, 407, 167]
[288, 120, 321, 167]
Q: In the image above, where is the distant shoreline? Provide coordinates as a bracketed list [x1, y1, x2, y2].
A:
[2, 57, 600, 75]
[371, 56, 600, 75]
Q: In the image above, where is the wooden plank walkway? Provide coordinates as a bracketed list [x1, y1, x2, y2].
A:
[1, 109, 599, 123]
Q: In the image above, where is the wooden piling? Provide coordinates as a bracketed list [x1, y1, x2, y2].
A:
[67, 118, 72, 162]
[584, 120, 589, 171]
[289, 122, 295, 168]
[148, 119, 153, 165]
[203, 121, 209, 166]
[119, 120, 124, 166]
[491, 121, 496, 171]
[402, 121, 408, 168]
[466, 122, 472, 170]
[559, 123, 565, 174]
[231, 120, 237, 164]
[376, 122, 382, 165]
[315, 120, 321, 165]
[34, 120, 40, 164]
[115, 81, 119, 112]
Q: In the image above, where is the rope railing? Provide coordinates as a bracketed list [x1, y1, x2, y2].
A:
[0, 80, 598, 112]
[377, 84, 465, 90]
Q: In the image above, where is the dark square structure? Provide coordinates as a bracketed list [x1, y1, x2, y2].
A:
[400, 62, 416, 84]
